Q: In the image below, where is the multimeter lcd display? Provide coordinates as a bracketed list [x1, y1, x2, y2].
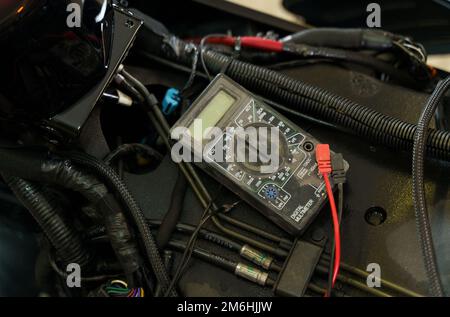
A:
[188, 90, 236, 141]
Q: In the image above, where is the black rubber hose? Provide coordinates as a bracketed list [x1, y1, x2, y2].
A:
[282, 28, 393, 50]
[4, 176, 92, 269]
[0, 148, 49, 180]
[156, 169, 187, 249]
[40, 159, 108, 204]
[283, 43, 415, 86]
[198, 50, 450, 160]
[412, 76, 450, 297]
[61, 151, 177, 297]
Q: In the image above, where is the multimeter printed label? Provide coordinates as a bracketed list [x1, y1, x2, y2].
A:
[291, 199, 315, 222]
[257, 184, 291, 210]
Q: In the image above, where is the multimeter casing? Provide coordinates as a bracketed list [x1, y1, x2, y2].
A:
[172, 74, 335, 236]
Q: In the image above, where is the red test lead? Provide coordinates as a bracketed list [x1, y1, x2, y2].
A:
[315, 144, 341, 296]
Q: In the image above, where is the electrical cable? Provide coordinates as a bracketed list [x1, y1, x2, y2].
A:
[48, 252, 119, 283]
[195, 35, 421, 87]
[163, 200, 215, 296]
[326, 183, 344, 297]
[412, 76, 450, 297]
[116, 136, 124, 179]
[323, 174, 340, 290]
[119, 69, 212, 209]
[104, 143, 164, 166]
[142, 41, 450, 159]
[167, 240, 276, 288]
[164, 236, 396, 297]
[281, 28, 394, 50]
[259, 95, 347, 134]
[307, 283, 327, 296]
[136, 50, 209, 80]
[156, 169, 187, 249]
[154, 251, 174, 297]
[88, 216, 282, 274]
[168, 240, 383, 296]
[215, 212, 293, 251]
[147, 219, 282, 272]
[105, 280, 145, 298]
[181, 43, 199, 94]
[315, 265, 391, 297]
[319, 255, 424, 297]
[147, 219, 243, 252]
[315, 144, 341, 292]
[168, 239, 237, 272]
[200, 36, 283, 52]
[137, 50, 349, 137]
[199, 34, 231, 80]
[211, 216, 289, 258]
[136, 49, 345, 135]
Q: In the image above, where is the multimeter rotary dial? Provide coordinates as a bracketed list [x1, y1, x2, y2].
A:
[233, 122, 290, 176]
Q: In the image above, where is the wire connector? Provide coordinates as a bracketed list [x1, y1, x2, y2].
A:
[331, 153, 346, 184]
[315, 144, 332, 174]
[162, 88, 181, 115]
[239, 245, 273, 270]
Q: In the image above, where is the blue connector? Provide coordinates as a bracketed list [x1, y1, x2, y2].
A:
[162, 88, 181, 115]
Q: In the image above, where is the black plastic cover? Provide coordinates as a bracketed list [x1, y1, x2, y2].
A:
[0, 0, 113, 120]
[275, 239, 324, 297]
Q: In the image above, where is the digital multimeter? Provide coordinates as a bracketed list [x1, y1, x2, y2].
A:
[172, 74, 336, 235]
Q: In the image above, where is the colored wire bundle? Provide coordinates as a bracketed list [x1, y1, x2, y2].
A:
[105, 280, 145, 298]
